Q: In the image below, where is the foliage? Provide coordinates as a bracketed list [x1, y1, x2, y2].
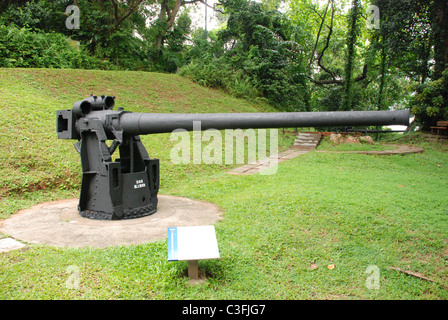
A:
[341, 0, 362, 111]
[148, 10, 193, 72]
[181, 0, 309, 111]
[0, 24, 114, 69]
[286, 0, 448, 127]
[410, 68, 448, 129]
[180, 56, 261, 99]
[0, 0, 68, 33]
[0, 0, 152, 70]
[371, 0, 434, 84]
[370, 0, 448, 128]
[287, 1, 380, 112]
[0, 0, 447, 126]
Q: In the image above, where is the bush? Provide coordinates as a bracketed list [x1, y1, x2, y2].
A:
[0, 25, 115, 69]
[179, 57, 261, 100]
[410, 68, 448, 130]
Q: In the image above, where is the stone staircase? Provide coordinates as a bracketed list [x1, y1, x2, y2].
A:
[293, 132, 323, 150]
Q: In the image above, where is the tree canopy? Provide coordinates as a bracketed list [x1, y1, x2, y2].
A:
[0, 0, 446, 127]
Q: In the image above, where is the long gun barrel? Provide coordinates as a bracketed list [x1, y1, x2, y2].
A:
[57, 95, 410, 220]
[119, 110, 409, 135]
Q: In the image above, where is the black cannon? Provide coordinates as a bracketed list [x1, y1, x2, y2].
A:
[57, 95, 410, 220]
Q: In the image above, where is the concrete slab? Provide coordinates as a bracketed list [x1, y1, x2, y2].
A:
[227, 133, 323, 176]
[0, 195, 222, 249]
[228, 142, 318, 175]
[0, 238, 26, 252]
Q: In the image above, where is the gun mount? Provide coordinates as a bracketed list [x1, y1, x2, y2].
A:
[57, 95, 410, 220]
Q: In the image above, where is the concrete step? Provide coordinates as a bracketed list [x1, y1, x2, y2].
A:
[292, 145, 318, 150]
[294, 143, 317, 147]
[296, 135, 316, 139]
[296, 138, 317, 142]
[293, 133, 323, 150]
[295, 138, 320, 142]
[297, 133, 317, 136]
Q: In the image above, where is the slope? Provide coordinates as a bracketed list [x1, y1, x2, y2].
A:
[0, 68, 295, 218]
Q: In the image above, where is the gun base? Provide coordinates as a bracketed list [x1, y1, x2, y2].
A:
[80, 202, 157, 220]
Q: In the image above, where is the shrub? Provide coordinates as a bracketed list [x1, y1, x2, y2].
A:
[410, 68, 448, 130]
[0, 25, 115, 69]
[179, 57, 261, 100]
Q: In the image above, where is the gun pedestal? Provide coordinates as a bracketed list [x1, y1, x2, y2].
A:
[57, 95, 159, 220]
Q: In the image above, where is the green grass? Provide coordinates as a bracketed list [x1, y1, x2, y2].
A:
[317, 136, 391, 151]
[1, 69, 448, 300]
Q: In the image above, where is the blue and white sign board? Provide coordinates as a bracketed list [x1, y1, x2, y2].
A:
[167, 226, 220, 261]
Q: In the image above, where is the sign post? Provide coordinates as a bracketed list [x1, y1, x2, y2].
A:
[167, 226, 220, 280]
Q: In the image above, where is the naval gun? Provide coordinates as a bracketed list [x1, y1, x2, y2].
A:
[57, 95, 410, 220]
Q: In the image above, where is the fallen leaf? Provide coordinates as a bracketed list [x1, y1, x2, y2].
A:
[327, 264, 335, 270]
[398, 185, 404, 187]
[310, 264, 318, 270]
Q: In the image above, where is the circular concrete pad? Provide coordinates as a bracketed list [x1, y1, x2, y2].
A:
[0, 195, 222, 248]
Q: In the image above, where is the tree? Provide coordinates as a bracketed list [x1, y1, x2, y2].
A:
[289, 0, 373, 112]
[373, 0, 448, 127]
[372, 0, 433, 83]
[152, 0, 220, 50]
[302, 0, 368, 88]
[220, 0, 309, 110]
[180, 0, 309, 111]
[341, 0, 362, 110]
[0, 0, 151, 68]
[410, 68, 448, 129]
[430, 0, 448, 80]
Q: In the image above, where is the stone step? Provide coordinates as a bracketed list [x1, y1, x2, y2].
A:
[294, 139, 319, 144]
[295, 133, 322, 144]
[296, 135, 316, 139]
[292, 145, 317, 150]
[295, 138, 320, 142]
[294, 143, 317, 147]
[297, 133, 318, 136]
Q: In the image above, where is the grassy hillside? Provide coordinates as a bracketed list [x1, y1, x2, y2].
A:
[1, 68, 447, 300]
[0, 68, 295, 218]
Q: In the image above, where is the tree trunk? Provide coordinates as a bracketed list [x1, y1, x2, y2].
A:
[432, 0, 448, 79]
[342, 0, 361, 111]
[377, 36, 387, 110]
[154, 0, 183, 50]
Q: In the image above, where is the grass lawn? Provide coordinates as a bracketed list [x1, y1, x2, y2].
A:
[1, 69, 447, 300]
[317, 136, 392, 151]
